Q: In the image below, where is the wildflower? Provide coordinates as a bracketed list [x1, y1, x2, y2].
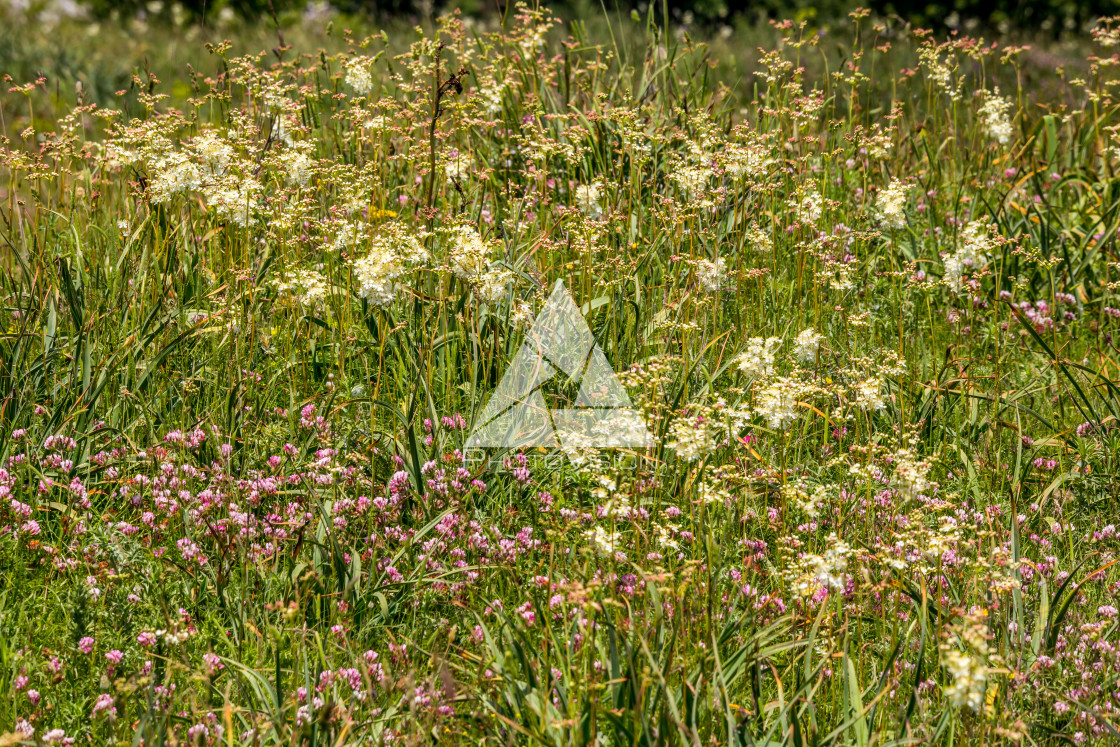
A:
[352, 223, 428, 307]
[942, 648, 987, 711]
[746, 223, 773, 253]
[754, 377, 809, 430]
[736, 337, 781, 379]
[92, 693, 117, 720]
[940, 611, 990, 712]
[205, 175, 262, 227]
[274, 269, 329, 305]
[192, 132, 234, 176]
[853, 376, 886, 411]
[722, 137, 771, 179]
[574, 182, 603, 216]
[809, 534, 850, 590]
[279, 143, 314, 186]
[672, 166, 711, 201]
[149, 151, 200, 204]
[877, 178, 909, 230]
[791, 189, 823, 224]
[449, 223, 491, 280]
[443, 150, 471, 182]
[893, 448, 934, 501]
[943, 220, 995, 294]
[979, 89, 1013, 145]
[345, 57, 374, 96]
[473, 266, 515, 303]
[792, 328, 822, 363]
[694, 257, 727, 293]
[919, 46, 960, 100]
[667, 411, 719, 461]
[476, 79, 505, 114]
[585, 526, 622, 555]
[449, 224, 512, 301]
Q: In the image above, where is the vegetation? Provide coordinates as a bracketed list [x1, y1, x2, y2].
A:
[3, 4, 1120, 745]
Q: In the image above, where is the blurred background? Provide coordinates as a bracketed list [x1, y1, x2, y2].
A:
[3, 0, 1118, 35]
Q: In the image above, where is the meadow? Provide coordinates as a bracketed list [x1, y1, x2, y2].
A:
[2, 3, 1120, 744]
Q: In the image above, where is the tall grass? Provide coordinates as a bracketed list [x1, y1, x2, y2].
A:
[1, 4, 1120, 745]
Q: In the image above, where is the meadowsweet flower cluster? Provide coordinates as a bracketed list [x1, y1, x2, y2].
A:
[736, 337, 781, 378]
[352, 223, 429, 307]
[877, 178, 909, 230]
[449, 223, 513, 302]
[943, 219, 996, 293]
[979, 88, 1014, 145]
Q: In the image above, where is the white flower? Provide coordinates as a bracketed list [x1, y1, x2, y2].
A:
[474, 266, 514, 303]
[672, 166, 711, 201]
[585, 526, 622, 555]
[667, 412, 719, 462]
[444, 151, 471, 182]
[345, 57, 373, 96]
[274, 269, 329, 305]
[942, 220, 994, 294]
[793, 328, 823, 363]
[149, 151, 200, 204]
[853, 376, 886, 411]
[877, 178, 908, 230]
[519, 23, 549, 56]
[279, 143, 314, 186]
[722, 140, 770, 179]
[653, 523, 680, 550]
[192, 132, 234, 176]
[476, 80, 505, 114]
[574, 182, 602, 216]
[893, 449, 934, 501]
[352, 223, 428, 307]
[746, 223, 773, 253]
[753, 376, 807, 430]
[809, 534, 850, 590]
[979, 88, 1013, 145]
[791, 189, 823, 224]
[448, 224, 514, 302]
[205, 175, 262, 227]
[736, 337, 781, 379]
[695, 257, 727, 293]
[943, 648, 987, 711]
[449, 224, 492, 281]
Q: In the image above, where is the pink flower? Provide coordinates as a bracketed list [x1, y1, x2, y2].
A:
[202, 652, 224, 675]
[92, 693, 117, 720]
[78, 636, 95, 654]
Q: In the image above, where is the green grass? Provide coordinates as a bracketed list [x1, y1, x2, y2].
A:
[2, 3, 1120, 745]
